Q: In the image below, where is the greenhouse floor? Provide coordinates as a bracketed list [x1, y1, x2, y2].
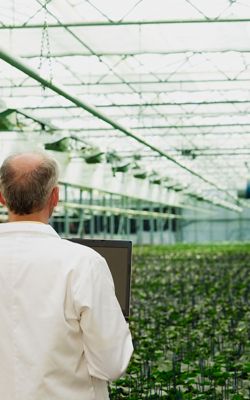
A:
[109, 244, 250, 400]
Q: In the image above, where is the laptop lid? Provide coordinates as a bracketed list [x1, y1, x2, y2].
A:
[68, 239, 132, 318]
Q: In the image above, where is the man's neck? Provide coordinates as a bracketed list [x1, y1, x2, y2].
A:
[8, 212, 49, 224]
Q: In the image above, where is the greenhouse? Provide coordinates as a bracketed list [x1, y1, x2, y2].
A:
[0, 1, 249, 399]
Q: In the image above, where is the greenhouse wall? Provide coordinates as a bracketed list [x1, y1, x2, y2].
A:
[181, 205, 250, 243]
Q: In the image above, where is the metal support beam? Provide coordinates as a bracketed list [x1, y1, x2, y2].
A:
[126, 197, 130, 239]
[2, 77, 250, 88]
[19, 100, 250, 110]
[80, 100, 250, 108]
[56, 182, 214, 214]
[149, 203, 154, 245]
[2, 18, 250, 29]
[64, 184, 69, 237]
[175, 208, 182, 243]
[136, 200, 143, 245]
[77, 188, 84, 237]
[12, 49, 250, 58]
[46, 122, 250, 132]
[117, 215, 124, 237]
[0, 47, 241, 211]
[66, 129, 250, 137]
[89, 190, 94, 238]
[102, 196, 107, 239]
[159, 204, 164, 244]
[61, 201, 178, 219]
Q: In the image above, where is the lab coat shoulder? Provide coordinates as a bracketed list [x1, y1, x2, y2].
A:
[55, 238, 111, 309]
[58, 238, 113, 290]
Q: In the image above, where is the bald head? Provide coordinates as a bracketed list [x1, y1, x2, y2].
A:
[11, 152, 45, 173]
[0, 151, 59, 215]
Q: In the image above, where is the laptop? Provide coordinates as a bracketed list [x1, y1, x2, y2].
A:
[68, 239, 132, 319]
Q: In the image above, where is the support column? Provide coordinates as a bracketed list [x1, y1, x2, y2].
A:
[175, 208, 183, 243]
[102, 195, 107, 239]
[137, 200, 143, 245]
[149, 202, 154, 245]
[64, 184, 70, 238]
[159, 204, 164, 244]
[110, 194, 114, 239]
[89, 190, 94, 238]
[209, 203, 213, 243]
[168, 206, 173, 244]
[126, 197, 130, 239]
[77, 188, 84, 237]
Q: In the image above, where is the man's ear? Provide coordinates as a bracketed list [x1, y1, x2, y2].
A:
[0, 192, 6, 206]
[51, 186, 59, 208]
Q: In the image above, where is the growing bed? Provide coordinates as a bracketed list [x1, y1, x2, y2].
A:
[109, 244, 250, 399]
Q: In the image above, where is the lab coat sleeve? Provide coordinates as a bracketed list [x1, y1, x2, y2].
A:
[74, 255, 133, 381]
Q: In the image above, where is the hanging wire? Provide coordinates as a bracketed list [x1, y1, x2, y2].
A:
[137, 23, 143, 126]
[38, 0, 53, 85]
[8, 0, 16, 98]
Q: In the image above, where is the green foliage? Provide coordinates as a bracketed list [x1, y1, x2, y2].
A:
[109, 244, 250, 399]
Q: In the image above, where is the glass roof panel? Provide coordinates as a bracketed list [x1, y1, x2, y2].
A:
[1, 0, 250, 210]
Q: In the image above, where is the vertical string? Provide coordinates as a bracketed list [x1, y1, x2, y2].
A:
[38, 0, 53, 88]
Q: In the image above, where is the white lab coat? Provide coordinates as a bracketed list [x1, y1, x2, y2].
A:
[0, 222, 133, 400]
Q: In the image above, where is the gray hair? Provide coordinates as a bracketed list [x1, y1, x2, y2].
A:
[0, 152, 59, 215]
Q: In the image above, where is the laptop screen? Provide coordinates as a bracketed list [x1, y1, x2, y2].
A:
[68, 239, 132, 318]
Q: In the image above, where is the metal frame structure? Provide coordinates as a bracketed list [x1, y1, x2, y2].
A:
[1, 0, 250, 240]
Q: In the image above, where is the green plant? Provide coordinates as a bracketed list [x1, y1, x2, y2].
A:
[109, 244, 250, 399]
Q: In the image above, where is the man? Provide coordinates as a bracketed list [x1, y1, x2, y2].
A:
[0, 151, 133, 400]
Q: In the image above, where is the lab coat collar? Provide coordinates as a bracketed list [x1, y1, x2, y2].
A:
[0, 221, 60, 238]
